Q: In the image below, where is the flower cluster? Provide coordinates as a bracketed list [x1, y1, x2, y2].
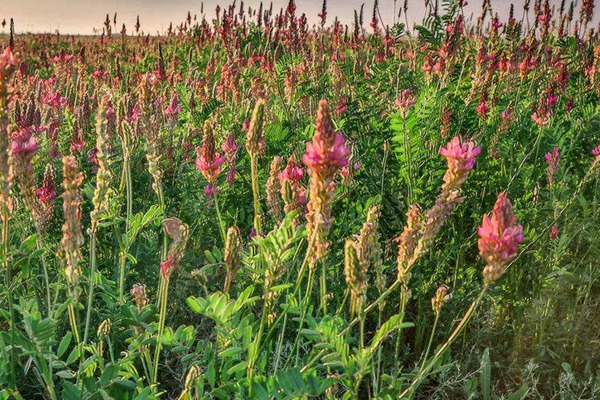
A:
[195, 120, 225, 197]
[545, 147, 560, 188]
[222, 133, 238, 185]
[303, 99, 349, 267]
[61, 156, 85, 288]
[279, 155, 307, 220]
[478, 192, 524, 286]
[439, 135, 481, 190]
[266, 156, 283, 219]
[160, 217, 189, 279]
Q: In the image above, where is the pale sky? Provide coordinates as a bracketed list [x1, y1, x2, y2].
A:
[0, 1, 573, 35]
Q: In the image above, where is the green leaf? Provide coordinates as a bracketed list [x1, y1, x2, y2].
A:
[369, 314, 413, 351]
[57, 332, 72, 358]
[506, 386, 530, 400]
[480, 348, 491, 400]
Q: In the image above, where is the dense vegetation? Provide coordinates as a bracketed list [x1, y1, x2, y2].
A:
[1, 0, 600, 398]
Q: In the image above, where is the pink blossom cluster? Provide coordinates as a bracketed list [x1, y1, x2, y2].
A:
[439, 135, 481, 189]
[302, 100, 349, 179]
[545, 147, 560, 188]
[478, 192, 524, 285]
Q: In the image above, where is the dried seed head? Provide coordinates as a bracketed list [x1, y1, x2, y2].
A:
[131, 283, 149, 311]
[431, 284, 452, 317]
[344, 238, 365, 316]
[245, 99, 266, 157]
[266, 156, 283, 220]
[395, 204, 423, 283]
[97, 319, 111, 338]
[223, 226, 243, 293]
[91, 92, 114, 231]
[160, 217, 189, 279]
[61, 155, 84, 289]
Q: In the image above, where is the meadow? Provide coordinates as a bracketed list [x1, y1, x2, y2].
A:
[1, 0, 600, 398]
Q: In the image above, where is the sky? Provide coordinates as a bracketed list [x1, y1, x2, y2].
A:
[0, 1, 571, 36]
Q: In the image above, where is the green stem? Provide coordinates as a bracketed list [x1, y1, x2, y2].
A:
[250, 155, 262, 236]
[213, 193, 227, 243]
[394, 284, 409, 365]
[83, 229, 97, 346]
[319, 260, 328, 314]
[153, 277, 169, 385]
[2, 214, 17, 392]
[118, 250, 127, 304]
[419, 313, 440, 373]
[247, 298, 268, 397]
[401, 286, 488, 398]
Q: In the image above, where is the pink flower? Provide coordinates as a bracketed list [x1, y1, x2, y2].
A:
[439, 136, 481, 189]
[165, 94, 182, 118]
[476, 100, 490, 118]
[195, 125, 225, 197]
[160, 258, 177, 279]
[478, 193, 524, 284]
[591, 143, 600, 158]
[129, 106, 141, 123]
[222, 133, 238, 185]
[550, 224, 558, 239]
[0, 47, 18, 79]
[302, 100, 350, 177]
[532, 108, 551, 126]
[545, 147, 560, 166]
[395, 89, 417, 116]
[500, 108, 514, 122]
[545, 146, 560, 187]
[195, 149, 225, 182]
[11, 128, 38, 156]
[279, 156, 304, 183]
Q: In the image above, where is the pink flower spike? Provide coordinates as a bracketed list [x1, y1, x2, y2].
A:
[591, 143, 600, 159]
[302, 99, 350, 177]
[478, 192, 524, 284]
[439, 135, 481, 174]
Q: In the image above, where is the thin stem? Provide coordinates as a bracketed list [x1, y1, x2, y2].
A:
[82, 229, 97, 346]
[118, 250, 127, 304]
[319, 260, 328, 314]
[394, 284, 409, 364]
[213, 193, 227, 243]
[401, 286, 488, 398]
[2, 215, 17, 392]
[153, 277, 169, 385]
[419, 312, 440, 373]
[250, 155, 262, 236]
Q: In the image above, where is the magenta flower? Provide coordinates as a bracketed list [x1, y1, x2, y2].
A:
[545, 146, 560, 188]
[11, 130, 38, 156]
[195, 149, 225, 184]
[222, 133, 238, 185]
[195, 125, 225, 197]
[0, 47, 18, 79]
[591, 143, 600, 159]
[37, 178, 56, 203]
[439, 135, 481, 189]
[165, 94, 182, 118]
[478, 192, 523, 284]
[545, 147, 560, 167]
[302, 100, 350, 177]
[550, 224, 558, 239]
[476, 100, 490, 118]
[395, 89, 417, 116]
[279, 156, 304, 183]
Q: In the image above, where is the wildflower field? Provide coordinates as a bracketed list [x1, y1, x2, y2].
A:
[1, 0, 600, 398]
